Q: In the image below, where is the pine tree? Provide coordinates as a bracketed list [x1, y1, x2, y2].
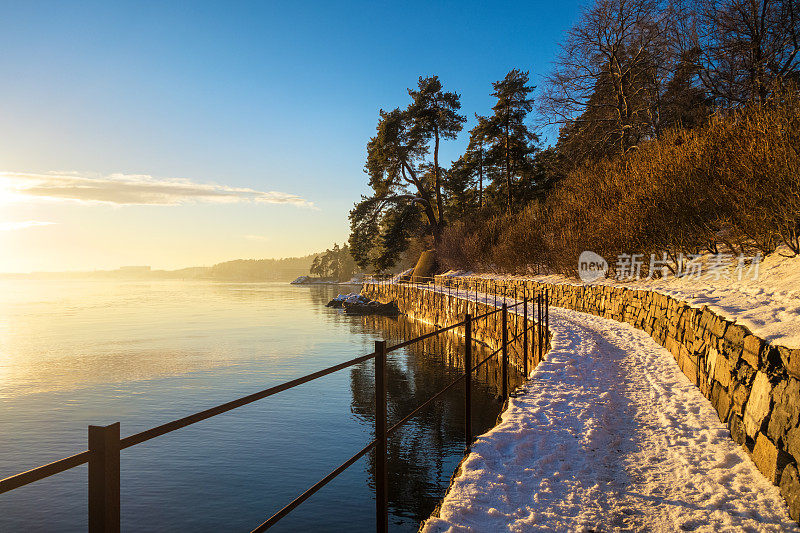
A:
[349, 76, 464, 271]
[407, 76, 467, 224]
[473, 69, 539, 211]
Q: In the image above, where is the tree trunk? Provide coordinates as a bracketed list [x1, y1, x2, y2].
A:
[434, 124, 444, 225]
[478, 147, 484, 209]
[505, 115, 512, 210]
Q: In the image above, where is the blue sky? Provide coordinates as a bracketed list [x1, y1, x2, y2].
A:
[0, 0, 585, 272]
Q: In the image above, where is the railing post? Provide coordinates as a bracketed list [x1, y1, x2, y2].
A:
[374, 341, 388, 533]
[464, 314, 472, 449]
[545, 289, 550, 346]
[538, 293, 543, 361]
[88, 422, 120, 533]
[501, 303, 508, 401]
[523, 295, 528, 377]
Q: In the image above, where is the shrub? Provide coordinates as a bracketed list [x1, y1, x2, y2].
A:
[438, 87, 800, 275]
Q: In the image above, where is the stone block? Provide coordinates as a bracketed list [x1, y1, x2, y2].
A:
[736, 362, 755, 387]
[709, 314, 728, 338]
[780, 463, 800, 522]
[766, 346, 784, 374]
[729, 414, 747, 445]
[785, 423, 800, 466]
[714, 353, 733, 389]
[779, 346, 800, 380]
[712, 382, 732, 422]
[731, 383, 751, 416]
[706, 347, 719, 383]
[721, 327, 746, 367]
[679, 350, 699, 385]
[744, 372, 773, 438]
[742, 335, 764, 368]
[752, 432, 792, 484]
[767, 377, 800, 448]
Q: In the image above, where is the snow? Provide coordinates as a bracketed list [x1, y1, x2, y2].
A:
[421, 297, 797, 532]
[330, 293, 368, 304]
[389, 268, 415, 283]
[445, 249, 800, 349]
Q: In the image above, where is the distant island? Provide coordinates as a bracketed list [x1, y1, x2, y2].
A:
[0, 255, 319, 282]
[1, 242, 366, 283]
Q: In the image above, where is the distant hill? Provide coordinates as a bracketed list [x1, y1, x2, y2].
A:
[0, 254, 319, 282]
[207, 256, 317, 281]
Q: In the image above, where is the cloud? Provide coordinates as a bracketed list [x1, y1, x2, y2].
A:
[0, 171, 316, 209]
[0, 220, 56, 231]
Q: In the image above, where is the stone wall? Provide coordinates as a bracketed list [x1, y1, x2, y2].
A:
[414, 275, 800, 522]
[362, 282, 551, 388]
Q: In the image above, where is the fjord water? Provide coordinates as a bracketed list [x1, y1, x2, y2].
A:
[0, 279, 505, 531]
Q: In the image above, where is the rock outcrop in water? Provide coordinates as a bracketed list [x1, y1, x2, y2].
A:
[326, 293, 401, 316]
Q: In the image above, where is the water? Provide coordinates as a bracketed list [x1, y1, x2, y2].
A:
[0, 279, 510, 531]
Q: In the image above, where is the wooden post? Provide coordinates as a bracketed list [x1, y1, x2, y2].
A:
[501, 303, 508, 400]
[464, 314, 472, 448]
[523, 295, 528, 376]
[88, 422, 120, 533]
[374, 341, 388, 533]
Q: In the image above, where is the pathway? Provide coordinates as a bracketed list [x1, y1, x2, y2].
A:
[418, 288, 796, 532]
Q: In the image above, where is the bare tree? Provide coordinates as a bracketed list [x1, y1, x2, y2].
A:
[692, 0, 800, 105]
[540, 0, 672, 159]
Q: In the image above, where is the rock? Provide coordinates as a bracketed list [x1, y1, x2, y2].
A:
[678, 349, 699, 385]
[706, 347, 719, 384]
[780, 463, 800, 522]
[326, 293, 369, 308]
[731, 383, 751, 416]
[708, 312, 728, 338]
[752, 432, 792, 484]
[714, 351, 733, 389]
[787, 426, 800, 465]
[729, 414, 747, 445]
[742, 335, 763, 368]
[767, 378, 800, 448]
[411, 250, 436, 282]
[736, 362, 755, 387]
[711, 382, 732, 422]
[343, 300, 401, 316]
[744, 372, 772, 438]
[779, 346, 800, 380]
[766, 346, 784, 374]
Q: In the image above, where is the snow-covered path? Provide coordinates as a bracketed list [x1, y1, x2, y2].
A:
[420, 294, 797, 532]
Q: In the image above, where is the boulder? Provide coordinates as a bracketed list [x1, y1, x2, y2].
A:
[412, 250, 437, 282]
[343, 300, 401, 316]
[326, 293, 369, 308]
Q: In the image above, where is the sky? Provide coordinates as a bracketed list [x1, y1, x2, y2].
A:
[0, 0, 585, 272]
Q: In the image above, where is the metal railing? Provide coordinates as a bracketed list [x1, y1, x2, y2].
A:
[0, 278, 550, 533]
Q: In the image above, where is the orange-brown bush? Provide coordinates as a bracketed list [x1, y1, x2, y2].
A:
[438, 88, 800, 276]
